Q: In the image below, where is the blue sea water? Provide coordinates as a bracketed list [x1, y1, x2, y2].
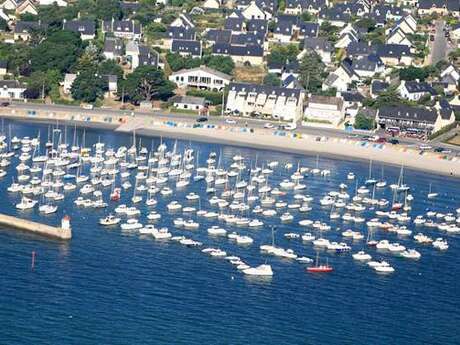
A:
[0, 120, 459, 345]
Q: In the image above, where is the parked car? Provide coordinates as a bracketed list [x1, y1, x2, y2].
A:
[419, 144, 432, 151]
[264, 123, 274, 129]
[0, 102, 10, 107]
[196, 117, 208, 123]
[225, 118, 236, 124]
[389, 139, 399, 145]
[284, 123, 297, 131]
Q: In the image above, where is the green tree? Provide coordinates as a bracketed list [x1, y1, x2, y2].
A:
[145, 22, 166, 39]
[98, 60, 123, 79]
[202, 55, 235, 75]
[263, 73, 281, 86]
[363, 86, 409, 108]
[71, 69, 107, 103]
[0, 18, 9, 31]
[399, 66, 430, 81]
[319, 21, 339, 42]
[355, 18, 376, 32]
[354, 113, 375, 130]
[267, 44, 299, 65]
[0, 42, 32, 76]
[36, 4, 78, 29]
[24, 69, 61, 99]
[299, 51, 324, 93]
[30, 30, 83, 74]
[92, 0, 122, 20]
[121, 66, 175, 104]
[449, 48, 460, 62]
[300, 12, 313, 22]
[166, 52, 201, 72]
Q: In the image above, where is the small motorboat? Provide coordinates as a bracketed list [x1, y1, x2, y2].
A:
[99, 214, 121, 226]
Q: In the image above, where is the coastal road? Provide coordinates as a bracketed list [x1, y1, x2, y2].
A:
[430, 20, 448, 64]
[6, 101, 460, 154]
[8, 101, 354, 139]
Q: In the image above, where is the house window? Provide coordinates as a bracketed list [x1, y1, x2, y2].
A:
[184, 104, 188, 109]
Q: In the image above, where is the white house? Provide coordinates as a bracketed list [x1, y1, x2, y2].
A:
[169, 66, 231, 91]
[63, 73, 77, 94]
[397, 14, 417, 34]
[241, 1, 272, 20]
[202, 0, 220, 8]
[386, 27, 413, 47]
[304, 95, 345, 126]
[452, 24, 460, 40]
[225, 82, 305, 122]
[169, 95, 207, 113]
[322, 63, 359, 92]
[37, 0, 67, 6]
[440, 65, 460, 93]
[0, 61, 7, 76]
[0, 80, 26, 99]
[0, 0, 17, 10]
[398, 80, 436, 101]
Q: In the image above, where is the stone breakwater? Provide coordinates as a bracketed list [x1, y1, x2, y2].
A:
[0, 213, 71, 240]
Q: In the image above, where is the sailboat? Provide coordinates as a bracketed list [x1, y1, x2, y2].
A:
[307, 251, 333, 273]
[131, 177, 142, 203]
[110, 181, 121, 201]
[427, 183, 438, 199]
[376, 165, 387, 188]
[365, 160, 377, 185]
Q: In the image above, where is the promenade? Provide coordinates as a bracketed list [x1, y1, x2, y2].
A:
[1, 103, 459, 178]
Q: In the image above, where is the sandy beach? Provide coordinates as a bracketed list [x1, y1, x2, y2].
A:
[2, 110, 460, 178]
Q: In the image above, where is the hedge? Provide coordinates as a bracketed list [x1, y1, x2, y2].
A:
[186, 89, 223, 105]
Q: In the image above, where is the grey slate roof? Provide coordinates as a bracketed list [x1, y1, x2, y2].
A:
[371, 80, 389, 95]
[170, 95, 206, 106]
[351, 54, 384, 72]
[224, 17, 244, 31]
[102, 20, 141, 35]
[213, 43, 263, 57]
[171, 39, 202, 57]
[104, 37, 124, 56]
[378, 105, 438, 124]
[376, 44, 411, 58]
[304, 37, 333, 52]
[167, 26, 196, 40]
[0, 80, 25, 88]
[63, 20, 95, 36]
[319, 8, 352, 22]
[14, 21, 47, 34]
[299, 22, 319, 37]
[347, 41, 377, 56]
[230, 32, 264, 46]
[285, 0, 326, 11]
[247, 19, 268, 34]
[403, 81, 437, 95]
[138, 45, 159, 67]
[341, 91, 365, 102]
[229, 82, 304, 104]
[204, 29, 232, 43]
[418, 0, 459, 11]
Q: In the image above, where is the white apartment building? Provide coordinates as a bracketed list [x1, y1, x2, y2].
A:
[169, 66, 231, 91]
[304, 95, 345, 126]
[225, 82, 305, 122]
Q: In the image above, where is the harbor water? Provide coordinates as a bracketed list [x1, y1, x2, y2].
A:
[0, 120, 459, 344]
